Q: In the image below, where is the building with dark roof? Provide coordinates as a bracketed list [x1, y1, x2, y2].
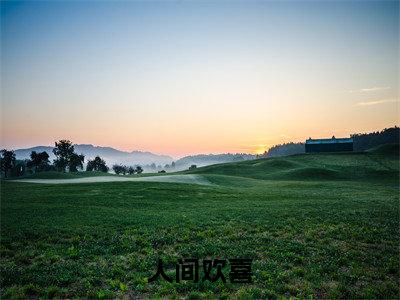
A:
[305, 136, 353, 153]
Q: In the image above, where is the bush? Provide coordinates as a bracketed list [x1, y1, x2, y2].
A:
[112, 164, 127, 175]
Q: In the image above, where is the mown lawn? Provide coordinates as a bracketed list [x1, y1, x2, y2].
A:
[1, 150, 399, 299]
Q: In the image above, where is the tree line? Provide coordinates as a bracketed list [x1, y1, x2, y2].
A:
[351, 126, 399, 151]
[262, 126, 399, 157]
[0, 140, 144, 178]
[112, 164, 143, 175]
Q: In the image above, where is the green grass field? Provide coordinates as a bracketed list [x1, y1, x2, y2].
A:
[16, 171, 116, 180]
[1, 145, 399, 299]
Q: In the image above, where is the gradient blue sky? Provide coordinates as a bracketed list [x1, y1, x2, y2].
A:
[1, 1, 399, 157]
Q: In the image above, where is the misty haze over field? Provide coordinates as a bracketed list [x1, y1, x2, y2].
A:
[14, 144, 256, 172]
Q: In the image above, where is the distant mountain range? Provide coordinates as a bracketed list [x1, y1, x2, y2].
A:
[14, 144, 173, 167]
[14, 144, 256, 171]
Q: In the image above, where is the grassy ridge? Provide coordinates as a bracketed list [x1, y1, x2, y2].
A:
[188, 145, 399, 182]
[1, 148, 399, 299]
[16, 171, 116, 179]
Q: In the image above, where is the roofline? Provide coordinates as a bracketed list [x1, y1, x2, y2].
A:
[305, 137, 353, 144]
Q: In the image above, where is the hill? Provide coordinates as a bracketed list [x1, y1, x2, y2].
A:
[175, 153, 255, 170]
[366, 142, 399, 155]
[187, 147, 399, 183]
[2, 147, 399, 299]
[262, 126, 399, 157]
[352, 126, 400, 151]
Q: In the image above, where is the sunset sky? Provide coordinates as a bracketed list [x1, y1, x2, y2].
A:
[1, 1, 399, 158]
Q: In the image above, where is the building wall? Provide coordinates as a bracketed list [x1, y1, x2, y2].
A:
[305, 143, 353, 153]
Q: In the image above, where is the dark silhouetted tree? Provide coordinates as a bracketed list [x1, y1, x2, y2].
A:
[53, 140, 75, 172]
[351, 126, 399, 151]
[128, 166, 135, 175]
[263, 142, 305, 157]
[69, 153, 85, 172]
[135, 166, 143, 174]
[113, 164, 127, 175]
[10, 161, 26, 177]
[0, 149, 16, 178]
[27, 151, 50, 172]
[86, 156, 108, 172]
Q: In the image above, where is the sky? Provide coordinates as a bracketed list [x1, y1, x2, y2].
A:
[1, 0, 399, 158]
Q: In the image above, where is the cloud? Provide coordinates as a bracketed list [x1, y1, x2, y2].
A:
[349, 86, 391, 93]
[360, 86, 391, 92]
[355, 99, 399, 106]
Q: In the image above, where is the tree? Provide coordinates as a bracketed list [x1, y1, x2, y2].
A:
[0, 149, 16, 178]
[263, 142, 305, 157]
[52, 140, 84, 172]
[54, 159, 67, 172]
[10, 161, 26, 177]
[69, 153, 85, 172]
[53, 140, 75, 172]
[121, 165, 127, 175]
[86, 156, 108, 172]
[189, 164, 197, 170]
[113, 164, 127, 175]
[351, 126, 399, 151]
[128, 166, 136, 175]
[27, 151, 50, 173]
[113, 164, 120, 174]
[135, 166, 143, 174]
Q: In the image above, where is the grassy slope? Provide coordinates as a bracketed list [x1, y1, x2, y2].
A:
[14, 171, 170, 180]
[16, 171, 115, 179]
[187, 144, 399, 183]
[1, 146, 399, 299]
